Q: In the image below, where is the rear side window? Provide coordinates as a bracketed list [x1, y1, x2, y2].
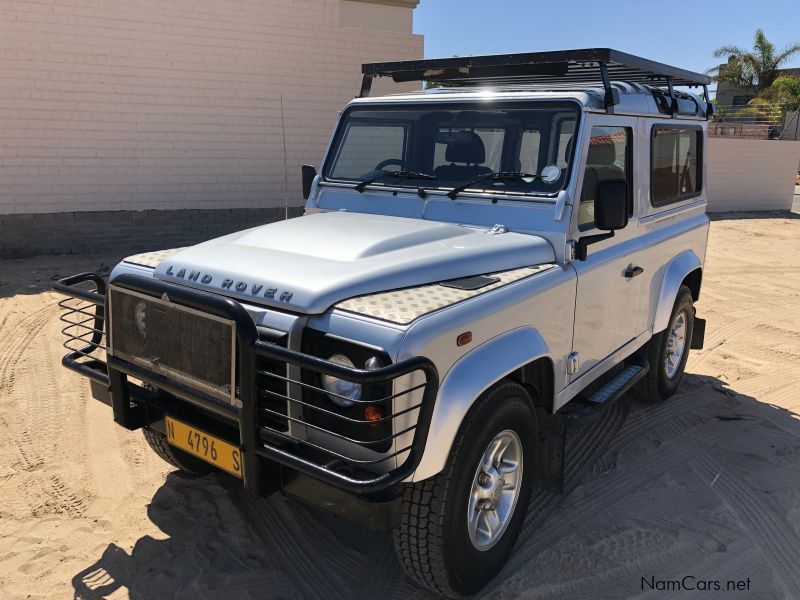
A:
[651, 126, 702, 206]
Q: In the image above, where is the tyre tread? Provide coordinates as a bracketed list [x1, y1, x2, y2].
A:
[393, 381, 530, 597]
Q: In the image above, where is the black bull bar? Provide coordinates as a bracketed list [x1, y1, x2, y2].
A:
[53, 272, 439, 495]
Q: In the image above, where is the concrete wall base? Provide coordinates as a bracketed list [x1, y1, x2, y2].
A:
[0, 207, 304, 259]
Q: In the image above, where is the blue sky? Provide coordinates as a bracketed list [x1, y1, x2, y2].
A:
[414, 0, 800, 84]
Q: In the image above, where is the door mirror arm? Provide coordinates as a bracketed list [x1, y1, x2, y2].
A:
[575, 231, 615, 261]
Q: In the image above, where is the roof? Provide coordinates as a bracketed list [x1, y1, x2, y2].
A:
[349, 83, 709, 120]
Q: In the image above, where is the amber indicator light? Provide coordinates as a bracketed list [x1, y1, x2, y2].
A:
[364, 405, 383, 425]
[457, 331, 473, 346]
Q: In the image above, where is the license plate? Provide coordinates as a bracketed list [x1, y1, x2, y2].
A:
[165, 417, 243, 478]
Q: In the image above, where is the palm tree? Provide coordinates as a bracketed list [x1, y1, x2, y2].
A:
[709, 29, 800, 92]
[772, 76, 800, 111]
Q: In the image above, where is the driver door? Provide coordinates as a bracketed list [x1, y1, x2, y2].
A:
[569, 121, 649, 380]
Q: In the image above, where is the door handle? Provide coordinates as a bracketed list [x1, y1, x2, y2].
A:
[624, 265, 644, 278]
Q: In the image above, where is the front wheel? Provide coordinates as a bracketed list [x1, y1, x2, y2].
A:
[393, 381, 536, 597]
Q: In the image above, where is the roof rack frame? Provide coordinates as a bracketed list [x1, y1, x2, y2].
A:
[359, 48, 711, 117]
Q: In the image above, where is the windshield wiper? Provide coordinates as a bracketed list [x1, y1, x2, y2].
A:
[354, 170, 437, 193]
[447, 171, 543, 200]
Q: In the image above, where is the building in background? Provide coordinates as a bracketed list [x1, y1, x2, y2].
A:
[715, 65, 800, 107]
[713, 56, 800, 141]
[0, 0, 422, 257]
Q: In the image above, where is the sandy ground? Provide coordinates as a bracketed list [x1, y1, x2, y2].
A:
[2, 215, 800, 599]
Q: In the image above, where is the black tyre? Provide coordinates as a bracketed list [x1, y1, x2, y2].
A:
[393, 381, 536, 598]
[142, 426, 214, 475]
[635, 285, 695, 402]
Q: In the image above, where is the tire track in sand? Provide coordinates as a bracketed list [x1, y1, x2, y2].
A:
[235, 492, 353, 600]
[2, 294, 90, 520]
[503, 420, 732, 577]
[0, 301, 59, 394]
[693, 454, 800, 597]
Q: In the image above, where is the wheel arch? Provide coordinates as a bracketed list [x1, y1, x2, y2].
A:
[506, 355, 555, 414]
[652, 250, 703, 334]
[411, 327, 551, 482]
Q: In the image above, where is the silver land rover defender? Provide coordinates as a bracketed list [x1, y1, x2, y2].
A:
[56, 49, 711, 597]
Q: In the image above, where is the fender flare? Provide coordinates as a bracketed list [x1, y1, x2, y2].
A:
[652, 250, 702, 334]
[412, 327, 549, 482]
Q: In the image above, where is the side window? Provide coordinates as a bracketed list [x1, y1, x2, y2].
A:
[651, 127, 702, 206]
[329, 123, 406, 179]
[578, 126, 632, 230]
[519, 130, 541, 174]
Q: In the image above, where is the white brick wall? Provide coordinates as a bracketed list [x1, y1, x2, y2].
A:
[706, 138, 800, 212]
[0, 0, 423, 214]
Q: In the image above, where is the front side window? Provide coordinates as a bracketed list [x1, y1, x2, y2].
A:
[324, 102, 581, 198]
[651, 127, 702, 206]
[578, 126, 632, 229]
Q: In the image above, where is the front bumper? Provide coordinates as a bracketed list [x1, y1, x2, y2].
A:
[54, 272, 438, 495]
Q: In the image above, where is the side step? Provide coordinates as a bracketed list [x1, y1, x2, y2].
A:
[562, 361, 649, 422]
[586, 363, 649, 405]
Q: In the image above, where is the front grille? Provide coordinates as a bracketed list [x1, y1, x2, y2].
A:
[108, 286, 236, 405]
[256, 330, 289, 432]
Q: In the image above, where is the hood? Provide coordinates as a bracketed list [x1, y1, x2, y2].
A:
[153, 212, 555, 314]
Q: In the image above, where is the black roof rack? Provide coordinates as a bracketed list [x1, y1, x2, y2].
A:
[360, 48, 712, 117]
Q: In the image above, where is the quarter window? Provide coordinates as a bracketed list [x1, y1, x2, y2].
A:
[578, 126, 632, 230]
[651, 127, 702, 206]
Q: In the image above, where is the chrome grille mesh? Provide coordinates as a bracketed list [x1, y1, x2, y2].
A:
[108, 287, 236, 405]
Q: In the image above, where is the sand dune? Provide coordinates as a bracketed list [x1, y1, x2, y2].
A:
[1, 214, 799, 599]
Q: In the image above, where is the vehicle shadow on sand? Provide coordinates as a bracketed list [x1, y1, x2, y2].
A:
[72, 374, 800, 599]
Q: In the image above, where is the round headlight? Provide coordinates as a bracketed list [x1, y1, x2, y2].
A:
[322, 354, 361, 407]
[365, 356, 383, 371]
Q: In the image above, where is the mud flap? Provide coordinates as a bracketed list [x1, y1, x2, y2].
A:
[691, 316, 706, 349]
[533, 406, 566, 494]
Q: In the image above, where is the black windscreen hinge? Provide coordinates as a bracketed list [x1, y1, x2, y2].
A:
[575, 231, 615, 261]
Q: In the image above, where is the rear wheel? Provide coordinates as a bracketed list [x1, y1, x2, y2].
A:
[142, 427, 214, 475]
[393, 381, 536, 597]
[635, 285, 695, 402]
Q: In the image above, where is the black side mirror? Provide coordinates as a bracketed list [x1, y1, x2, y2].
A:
[301, 165, 317, 200]
[595, 179, 629, 231]
[575, 179, 629, 261]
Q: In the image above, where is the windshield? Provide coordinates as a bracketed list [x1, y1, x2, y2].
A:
[323, 102, 580, 197]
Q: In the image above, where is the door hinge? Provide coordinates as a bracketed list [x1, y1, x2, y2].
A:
[568, 352, 580, 375]
[566, 240, 576, 263]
